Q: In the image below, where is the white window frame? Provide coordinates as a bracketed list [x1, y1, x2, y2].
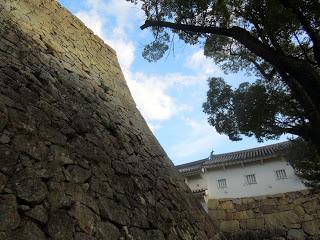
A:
[217, 178, 227, 189]
[275, 169, 287, 180]
[245, 174, 257, 184]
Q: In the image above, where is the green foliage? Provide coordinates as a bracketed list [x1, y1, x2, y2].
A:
[288, 139, 320, 189]
[129, 0, 320, 139]
[129, 0, 320, 184]
[203, 77, 305, 142]
[142, 31, 170, 62]
[134, 0, 317, 63]
[142, 41, 169, 62]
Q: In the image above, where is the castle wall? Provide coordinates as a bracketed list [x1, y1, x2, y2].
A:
[208, 190, 320, 239]
[0, 1, 216, 239]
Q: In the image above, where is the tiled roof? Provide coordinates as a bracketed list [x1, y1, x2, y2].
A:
[175, 158, 206, 176]
[204, 141, 290, 168]
[176, 141, 290, 176]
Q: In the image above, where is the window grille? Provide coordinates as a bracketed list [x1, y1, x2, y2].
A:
[246, 174, 257, 184]
[217, 179, 227, 189]
[275, 169, 287, 179]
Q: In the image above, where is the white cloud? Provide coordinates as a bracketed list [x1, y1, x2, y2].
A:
[126, 72, 193, 121]
[172, 117, 226, 160]
[76, 9, 104, 38]
[74, 1, 222, 140]
[86, 0, 103, 8]
[75, 0, 183, 124]
[186, 50, 221, 75]
[104, 0, 144, 29]
[106, 37, 135, 73]
[75, 1, 136, 73]
[147, 121, 161, 133]
[69, 0, 231, 161]
[74, 1, 218, 127]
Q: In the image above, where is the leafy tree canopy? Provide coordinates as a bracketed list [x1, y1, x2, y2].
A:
[128, 0, 320, 150]
[203, 77, 306, 142]
[288, 138, 320, 189]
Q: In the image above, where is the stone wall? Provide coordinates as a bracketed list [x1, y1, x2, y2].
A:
[208, 190, 320, 239]
[0, 0, 217, 239]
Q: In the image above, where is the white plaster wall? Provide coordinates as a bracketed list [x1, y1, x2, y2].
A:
[204, 159, 306, 199]
[185, 174, 207, 192]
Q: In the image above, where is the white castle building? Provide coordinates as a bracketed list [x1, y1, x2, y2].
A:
[176, 141, 306, 208]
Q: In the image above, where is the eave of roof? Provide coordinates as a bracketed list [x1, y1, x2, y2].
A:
[192, 188, 207, 196]
[176, 141, 290, 176]
[176, 158, 207, 170]
[176, 158, 206, 175]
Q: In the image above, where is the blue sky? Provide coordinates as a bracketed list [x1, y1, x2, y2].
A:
[58, 0, 289, 165]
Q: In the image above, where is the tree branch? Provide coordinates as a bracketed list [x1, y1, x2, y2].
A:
[249, 59, 276, 81]
[141, 19, 320, 113]
[284, 125, 313, 141]
[280, 0, 320, 65]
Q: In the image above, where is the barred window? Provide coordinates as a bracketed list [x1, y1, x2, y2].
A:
[246, 174, 257, 184]
[275, 169, 287, 179]
[217, 179, 227, 189]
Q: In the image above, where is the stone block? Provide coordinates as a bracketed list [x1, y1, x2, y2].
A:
[74, 232, 95, 240]
[0, 145, 18, 174]
[208, 199, 219, 209]
[277, 204, 293, 211]
[303, 214, 314, 221]
[246, 218, 264, 230]
[287, 229, 305, 240]
[263, 198, 278, 206]
[0, 172, 7, 192]
[293, 206, 305, 216]
[39, 125, 67, 145]
[0, 194, 20, 231]
[96, 222, 120, 240]
[233, 210, 254, 220]
[209, 209, 226, 220]
[261, 205, 276, 214]
[70, 202, 98, 234]
[232, 199, 242, 205]
[15, 177, 48, 204]
[225, 211, 234, 220]
[265, 211, 299, 229]
[13, 135, 48, 161]
[220, 200, 234, 210]
[47, 210, 75, 240]
[0, 133, 10, 144]
[254, 196, 267, 201]
[25, 204, 48, 224]
[98, 197, 130, 225]
[304, 200, 320, 213]
[0, 103, 8, 131]
[66, 165, 91, 183]
[239, 220, 247, 229]
[288, 223, 301, 229]
[219, 220, 240, 233]
[241, 198, 255, 205]
[14, 221, 46, 240]
[302, 220, 320, 235]
[146, 230, 166, 240]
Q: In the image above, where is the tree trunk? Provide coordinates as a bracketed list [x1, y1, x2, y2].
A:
[279, 72, 320, 151]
